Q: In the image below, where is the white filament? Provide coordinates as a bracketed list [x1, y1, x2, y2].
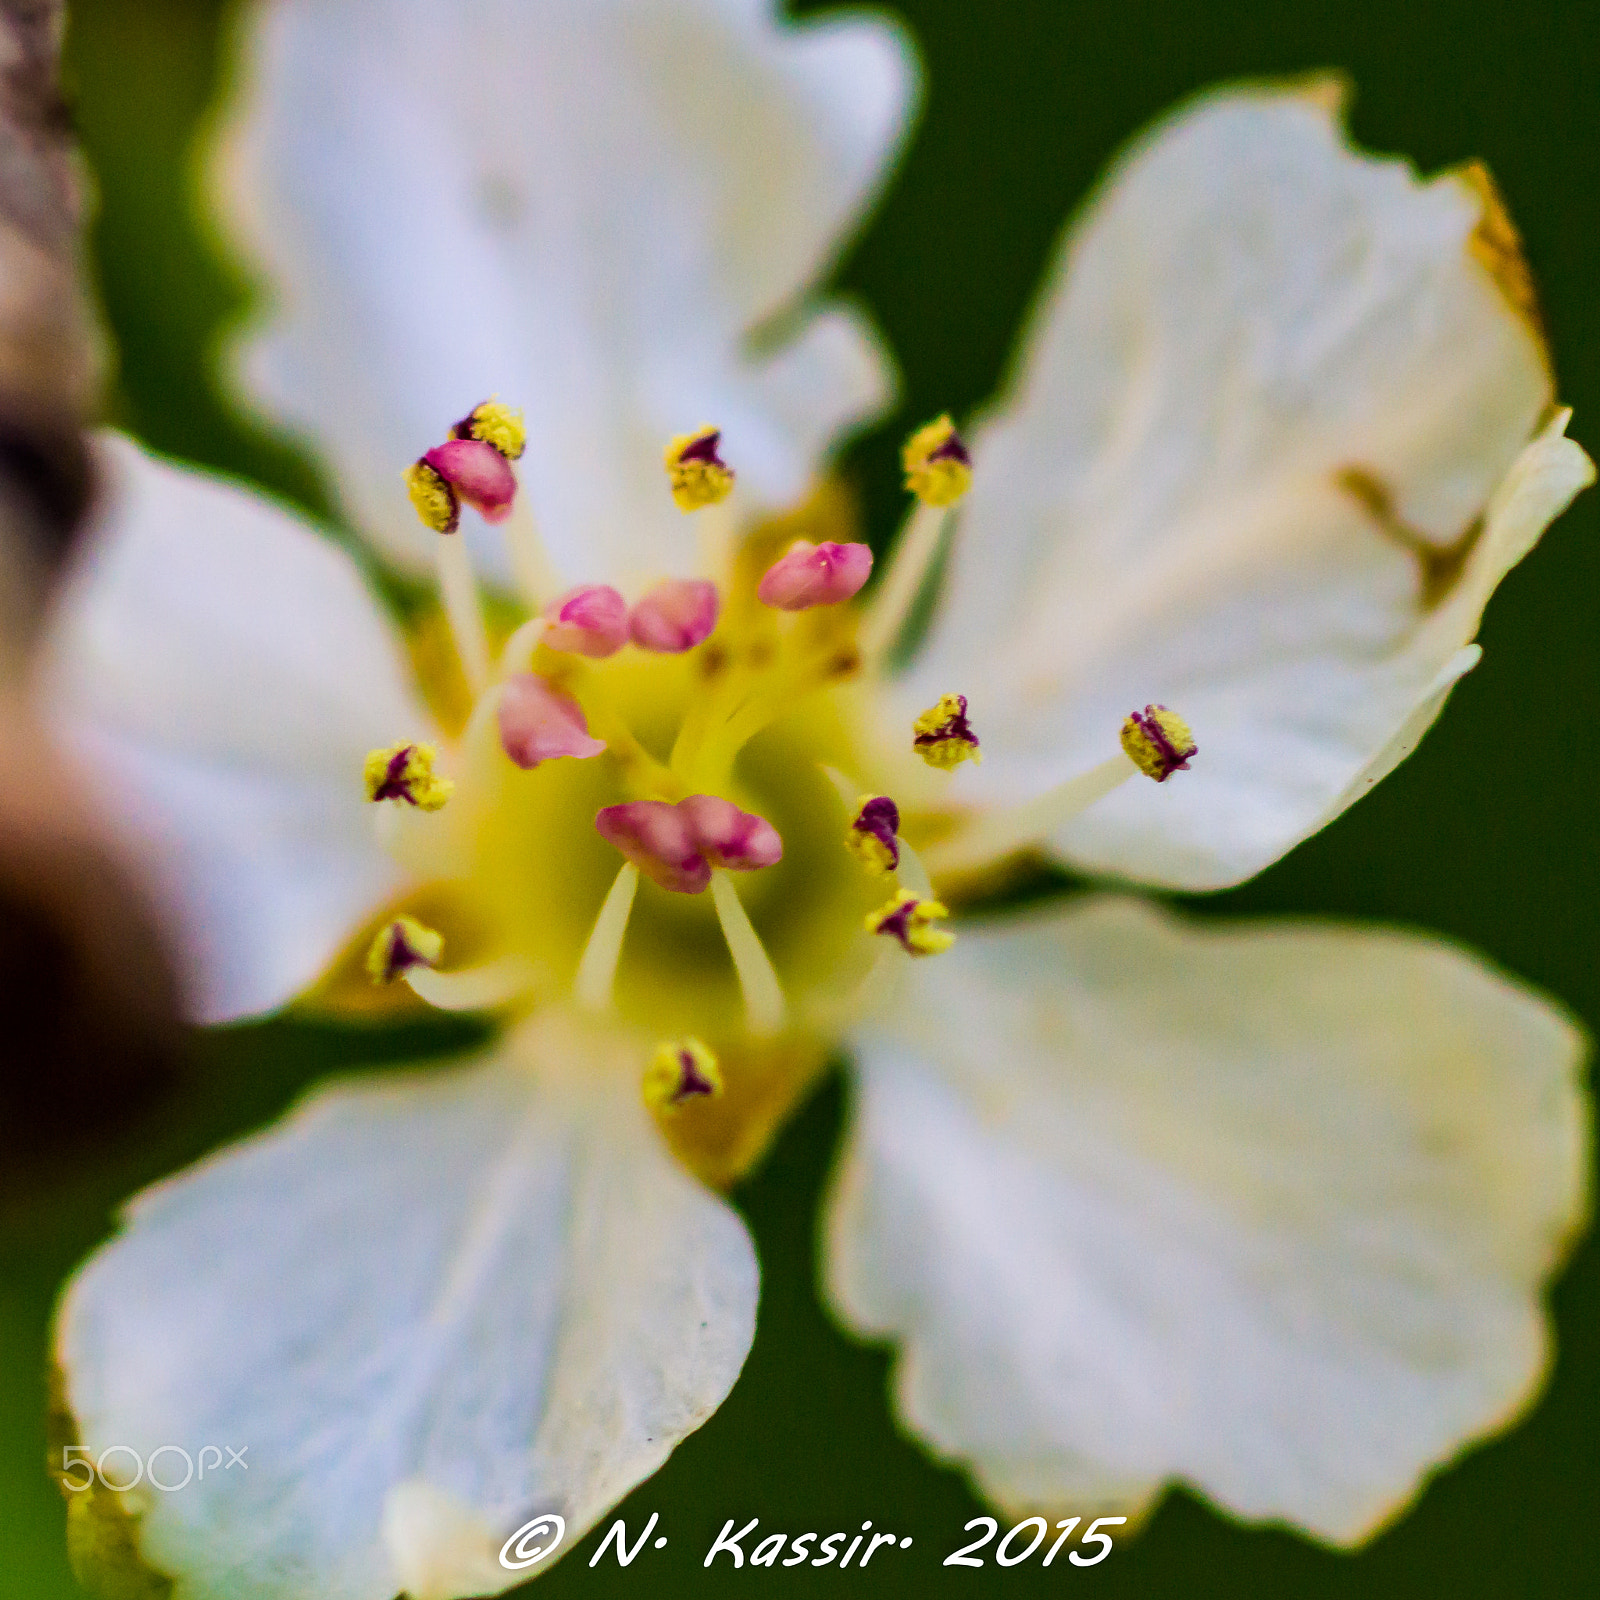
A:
[923, 753, 1135, 878]
[710, 869, 787, 1036]
[573, 862, 639, 1012]
[857, 500, 947, 666]
[405, 958, 534, 1012]
[498, 617, 548, 677]
[434, 533, 491, 696]
[502, 481, 563, 607]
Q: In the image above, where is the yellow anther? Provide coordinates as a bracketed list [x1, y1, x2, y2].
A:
[913, 692, 981, 770]
[405, 460, 458, 533]
[664, 426, 735, 511]
[363, 742, 454, 810]
[867, 888, 955, 956]
[902, 415, 972, 507]
[457, 398, 526, 460]
[643, 1037, 724, 1112]
[1120, 704, 1198, 783]
[365, 915, 444, 985]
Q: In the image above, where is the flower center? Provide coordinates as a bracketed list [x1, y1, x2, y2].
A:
[354, 401, 1195, 1174]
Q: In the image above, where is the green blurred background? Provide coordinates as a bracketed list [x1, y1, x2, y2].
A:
[4, 0, 1599, 1594]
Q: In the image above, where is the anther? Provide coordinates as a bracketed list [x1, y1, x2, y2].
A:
[451, 398, 526, 460]
[757, 540, 873, 611]
[498, 674, 607, 768]
[416, 438, 518, 525]
[366, 915, 444, 985]
[595, 796, 782, 894]
[903, 415, 972, 507]
[846, 795, 900, 875]
[913, 693, 981, 769]
[643, 1037, 724, 1112]
[867, 889, 955, 956]
[1121, 704, 1197, 782]
[364, 742, 454, 810]
[629, 578, 720, 652]
[542, 584, 629, 657]
[405, 460, 459, 534]
[665, 426, 735, 511]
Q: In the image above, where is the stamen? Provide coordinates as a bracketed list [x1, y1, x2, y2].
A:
[629, 578, 720, 652]
[420, 438, 518, 524]
[594, 796, 781, 893]
[867, 889, 954, 956]
[451, 398, 526, 460]
[902, 415, 973, 507]
[822, 766, 934, 894]
[366, 915, 444, 985]
[497, 674, 607, 767]
[542, 584, 629, 657]
[913, 692, 981, 769]
[756, 539, 873, 611]
[710, 870, 787, 1035]
[574, 862, 640, 1012]
[923, 708, 1197, 877]
[643, 1037, 724, 1112]
[364, 742, 454, 810]
[1121, 704, 1197, 781]
[665, 426, 735, 511]
[846, 795, 901, 875]
[404, 956, 533, 1012]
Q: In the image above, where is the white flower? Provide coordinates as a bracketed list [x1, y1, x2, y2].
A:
[37, 9, 1591, 1599]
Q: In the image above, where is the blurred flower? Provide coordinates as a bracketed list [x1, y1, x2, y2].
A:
[0, 0, 184, 1206]
[36, 9, 1593, 1598]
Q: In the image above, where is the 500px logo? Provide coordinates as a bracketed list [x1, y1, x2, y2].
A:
[60, 1445, 248, 1493]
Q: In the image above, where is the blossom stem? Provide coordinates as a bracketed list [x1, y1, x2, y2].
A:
[710, 869, 786, 1036]
[923, 752, 1135, 878]
[857, 500, 948, 667]
[434, 532, 491, 696]
[574, 862, 639, 1011]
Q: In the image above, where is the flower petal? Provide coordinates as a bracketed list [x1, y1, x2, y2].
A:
[900, 85, 1591, 889]
[56, 1021, 758, 1600]
[210, 0, 916, 584]
[40, 434, 432, 1022]
[828, 896, 1589, 1543]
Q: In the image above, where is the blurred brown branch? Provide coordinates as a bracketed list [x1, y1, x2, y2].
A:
[0, 0, 182, 1205]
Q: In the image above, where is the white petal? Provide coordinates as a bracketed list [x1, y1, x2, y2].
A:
[828, 897, 1589, 1543]
[56, 1021, 758, 1600]
[40, 434, 432, 1021]
[211, 0, 915, 583]
[901, 85, 1590, 889]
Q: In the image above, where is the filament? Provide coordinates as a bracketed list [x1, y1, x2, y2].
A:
[923, 752, 1135, 878]
[857, 500, 947, 666]
[710, 869, 786, 1036]
[574, 863, 639, 1011]
[405, 957, 533, 1012]
[434, 533, 492, 696]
